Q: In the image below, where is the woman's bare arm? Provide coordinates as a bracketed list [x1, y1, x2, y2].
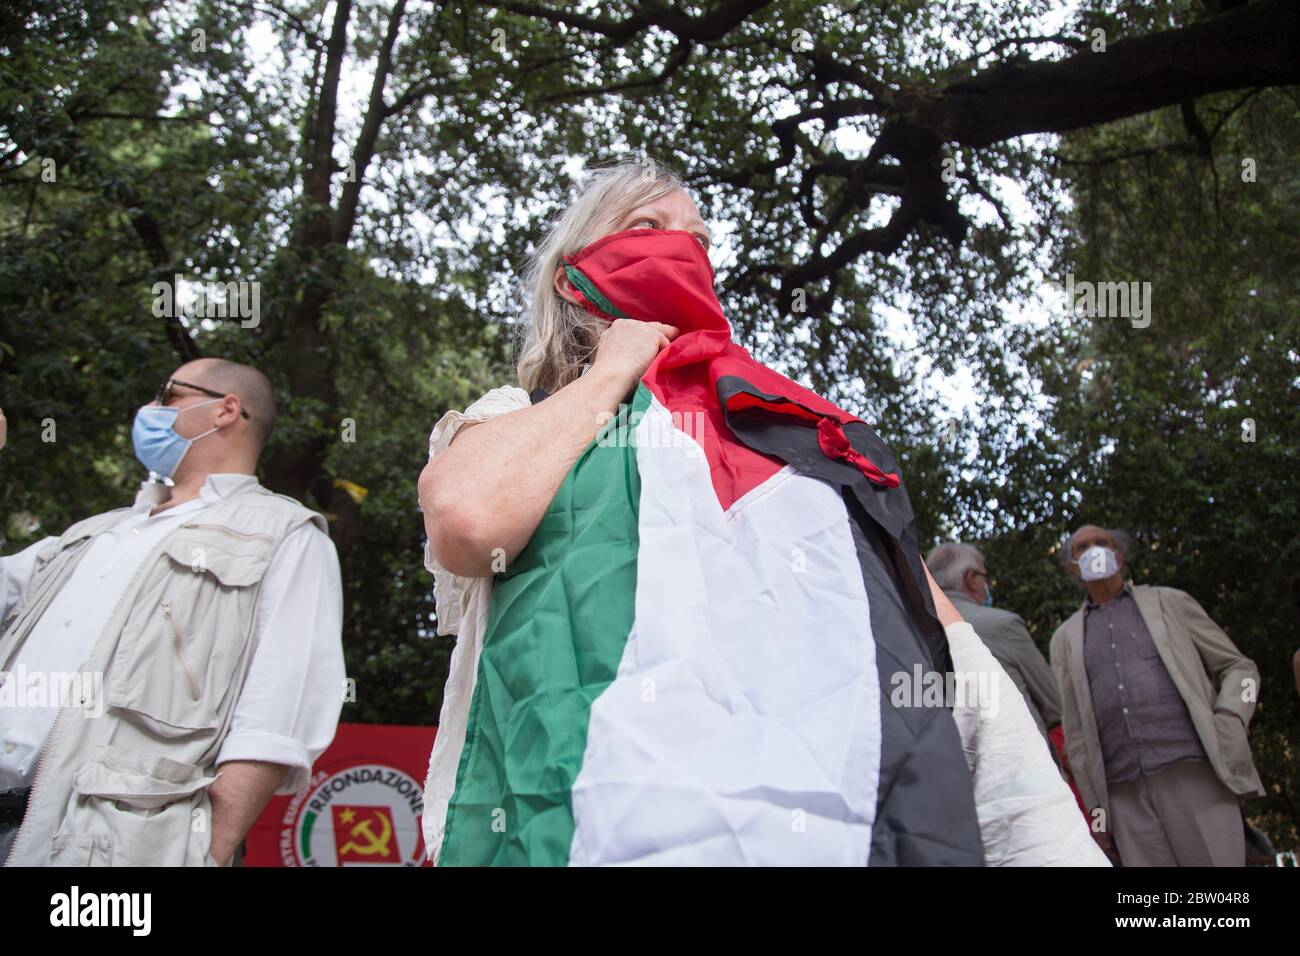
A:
[419, 319, 678, 577]
[924, 562, 965, 627]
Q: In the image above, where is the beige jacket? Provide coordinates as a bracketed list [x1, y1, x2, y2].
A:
[1, 482, 322, 866]
[1049, 584, 1264, 827]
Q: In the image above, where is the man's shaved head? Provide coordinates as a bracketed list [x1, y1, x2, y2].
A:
[174, 357, 276, 450]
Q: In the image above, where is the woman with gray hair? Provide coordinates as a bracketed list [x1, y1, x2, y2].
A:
[421, 161, 691, 581]
[417, 159, 1105, 867]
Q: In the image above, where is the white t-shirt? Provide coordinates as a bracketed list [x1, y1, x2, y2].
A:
[0, 474, 346, 798]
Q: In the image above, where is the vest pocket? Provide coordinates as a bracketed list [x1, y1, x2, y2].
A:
[107, 530, 271, 737]
[161, 601, 202, 703]
[51, 746, 216, 867]
[49, 833, 114, 866]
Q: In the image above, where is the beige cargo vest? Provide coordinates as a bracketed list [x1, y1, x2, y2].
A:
[0, 482, 325, 866]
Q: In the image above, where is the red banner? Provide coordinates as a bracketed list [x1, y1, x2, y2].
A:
[243, 722, 437, 867]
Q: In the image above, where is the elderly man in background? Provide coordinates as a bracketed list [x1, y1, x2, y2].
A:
[1049, 525, 1263, 867]
[926, 543, 1062, 754]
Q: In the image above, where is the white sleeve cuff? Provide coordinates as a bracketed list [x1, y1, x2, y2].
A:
[216, 730, 314, 795]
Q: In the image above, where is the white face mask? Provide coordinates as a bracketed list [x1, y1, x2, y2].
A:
[1076, 545, 1120, 581]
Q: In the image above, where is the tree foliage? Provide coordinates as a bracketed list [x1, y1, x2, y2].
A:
[1, 0, 1295, 846]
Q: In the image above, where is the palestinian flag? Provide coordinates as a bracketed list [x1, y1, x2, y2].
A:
[429, 229, 985, 866]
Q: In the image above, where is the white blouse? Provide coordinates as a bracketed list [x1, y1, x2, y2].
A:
[420, 384, 531, 864]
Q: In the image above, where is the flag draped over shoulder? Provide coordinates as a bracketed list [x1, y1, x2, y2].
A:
[432, 229, 986, 866]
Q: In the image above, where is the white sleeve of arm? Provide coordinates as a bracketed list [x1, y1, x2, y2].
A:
[215, 522, 346, 795]
[422, 384, 531, 637]
[945, 619, 1111, 867]
[0, 537, 57, 622]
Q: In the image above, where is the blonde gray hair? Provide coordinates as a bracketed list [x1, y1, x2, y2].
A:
[516, 158, 686, 394]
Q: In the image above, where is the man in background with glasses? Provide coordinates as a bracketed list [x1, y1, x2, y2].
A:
[0, 357, 344, 866]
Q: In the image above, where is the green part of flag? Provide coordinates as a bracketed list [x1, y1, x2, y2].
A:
[564, 263, 628, 319]
[438, 383, 651, 866]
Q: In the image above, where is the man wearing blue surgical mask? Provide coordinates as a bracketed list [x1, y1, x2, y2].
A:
[0, 358, 344, 867]
[1049, 525, 1263, 867]
[129, 365, 260, 504]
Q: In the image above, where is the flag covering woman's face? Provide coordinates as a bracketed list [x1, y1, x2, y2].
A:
[553, 187, 711, 307]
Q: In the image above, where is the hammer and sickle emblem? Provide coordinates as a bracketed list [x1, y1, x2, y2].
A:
[340, 812, 393, 856]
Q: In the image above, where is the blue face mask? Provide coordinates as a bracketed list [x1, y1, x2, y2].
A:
[982, 585, 994, 607]
[131, 399, 222, 478]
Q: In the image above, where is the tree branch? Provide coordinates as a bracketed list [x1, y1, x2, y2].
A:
[885, 0, 1299, 149]
[301, 0, 352, 213]
[335, 0, 407, 243]
[540, 38, 693, 103]
[478, 0, 775, 43]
